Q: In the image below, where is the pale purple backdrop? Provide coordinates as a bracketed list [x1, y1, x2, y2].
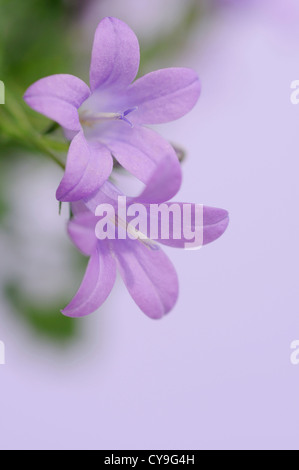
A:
[0, 0, 299, 450]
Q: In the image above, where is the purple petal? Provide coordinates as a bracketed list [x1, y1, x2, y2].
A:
[24, 74, 90, 131]
[123, 68, 201, 125]
[90, 17, 140, 92]
[56, 132, 113, 202]
[86, 148, 183, 211]
[71, 201, 92, 216]
[203, 206, 230, 244]
[133, 153, 182, 204]
[155, 205, 229, 248]
[62, 243, 116, 318]
[103, 124, 182, 192]
[68, 212, 98, 256]
[113, 239, 179, 319]
[85, 181, 122, 213]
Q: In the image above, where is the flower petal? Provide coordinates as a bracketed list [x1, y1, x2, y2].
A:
[202, 206, 230, 245]
[62, 243, 116, 318]
[68, 212, 98, 256]
[113, 239, 179, 319]
[103, 125, 182, 193]
[154, 205, 229, 248]
[84, 181, 123, 214]
[56, 132, 113, 202]
[24, 74, 90, 131]
[90, 17, 140, 92]
[123, 68, 201, 125]
[133, 153, 182, 204]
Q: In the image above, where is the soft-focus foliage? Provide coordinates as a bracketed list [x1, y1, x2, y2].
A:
[5, 283, 77, 341]
[0, 0, 88, 339]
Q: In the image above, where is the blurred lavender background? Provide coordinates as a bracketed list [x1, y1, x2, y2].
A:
[1, 0, 299, 450]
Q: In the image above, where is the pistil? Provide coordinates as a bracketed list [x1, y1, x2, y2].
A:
[80, 107, 138, 128]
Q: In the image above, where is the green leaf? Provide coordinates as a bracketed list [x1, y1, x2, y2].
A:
[5, 283, 79, 343]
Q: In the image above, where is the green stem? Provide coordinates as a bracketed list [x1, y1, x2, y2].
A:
[0, 85, 66, 170]
[43, 121, 60, 135]
[29, 135, 66, 169]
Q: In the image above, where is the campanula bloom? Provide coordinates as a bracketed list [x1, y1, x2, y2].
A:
[24, 17, 201, 202]
[63, 157, 229, 319]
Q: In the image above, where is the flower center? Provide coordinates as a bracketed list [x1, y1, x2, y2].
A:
[79, 107, 138, 129]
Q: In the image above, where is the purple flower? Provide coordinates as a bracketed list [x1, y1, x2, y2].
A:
[63, 158, 229, 319]
[24, 17, 201, 202]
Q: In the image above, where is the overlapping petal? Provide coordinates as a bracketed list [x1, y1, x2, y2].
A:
[103, 124, 182, 193]
[24, 74, 90, 131]
[56, 132, 113, 202]
[85, 181, 123, 213]
[68, 211, 98, 256]
[133, 152, 182, 204]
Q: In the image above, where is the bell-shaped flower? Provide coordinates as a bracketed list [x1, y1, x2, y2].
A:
[63, 157, 229, 319]
[24, 17, 201, 202]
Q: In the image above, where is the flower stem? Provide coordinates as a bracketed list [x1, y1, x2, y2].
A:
[28, 134, 66, 170]
[0, 85, 66, 170]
